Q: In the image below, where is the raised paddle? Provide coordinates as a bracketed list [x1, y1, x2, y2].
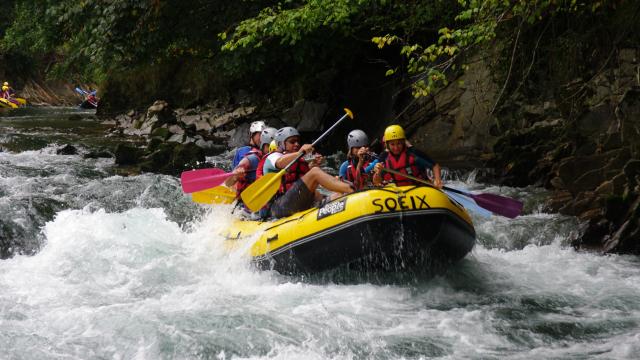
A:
[380, 168, 523, 218]
[241, 108, 354, 212]
[191, 185, 236, 205]
[181, 168, 235, 193]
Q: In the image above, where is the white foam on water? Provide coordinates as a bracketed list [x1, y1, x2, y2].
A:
[1, 168, 639, 359]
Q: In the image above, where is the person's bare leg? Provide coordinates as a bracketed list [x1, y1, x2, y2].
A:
[301, 167, 353, 194]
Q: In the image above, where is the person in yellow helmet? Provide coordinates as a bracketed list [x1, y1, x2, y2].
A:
[372, 124, 443, 188]
[1, 82, 18, 105]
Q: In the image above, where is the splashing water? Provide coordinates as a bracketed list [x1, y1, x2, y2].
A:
[1, 109, 640, 359]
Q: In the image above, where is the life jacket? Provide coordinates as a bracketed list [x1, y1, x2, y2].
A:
[383, 150, 423, 186]
[87, 94, 98, 107]
[235, 148, 262, 195]
[255, 151, 274, 179]
[277, 152, 309, 195]
[346, 158, 370, 189]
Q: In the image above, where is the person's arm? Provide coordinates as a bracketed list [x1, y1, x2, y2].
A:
[275, 144, 313, 169]
[432, 163, 442, 189]
[411, 150, 443, 189]
[372, 163, 384, 186]
[224, 158, 249, 187]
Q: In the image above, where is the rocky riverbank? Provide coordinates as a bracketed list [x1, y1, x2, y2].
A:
[490, 48, 640, 255]
[102, 48, 640, 256]
[107, 97, 331, 175]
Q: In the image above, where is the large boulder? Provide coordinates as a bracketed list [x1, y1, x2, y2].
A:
[139, 142, 205, 175]
[114, 143, 142, 165]
[282, 99, 328, 131]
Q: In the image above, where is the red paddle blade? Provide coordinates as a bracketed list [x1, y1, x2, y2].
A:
[180, 168, 230, 193]
[471, 193, 524, 219]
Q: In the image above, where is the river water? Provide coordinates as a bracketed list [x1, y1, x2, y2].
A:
[1, 109, 639, 359]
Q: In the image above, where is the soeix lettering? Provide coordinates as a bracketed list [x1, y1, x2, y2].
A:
[371, 195, 429, 213]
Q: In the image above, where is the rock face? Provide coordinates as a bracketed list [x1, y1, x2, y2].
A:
[108, 99, 265, 174]
[407, 56, 499, 162]
[489, 49, 640, 255]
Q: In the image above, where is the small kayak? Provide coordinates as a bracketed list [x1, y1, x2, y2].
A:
[221, 185, 476, 275]
[0, 98, 25, 108]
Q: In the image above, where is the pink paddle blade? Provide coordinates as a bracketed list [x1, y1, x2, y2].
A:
[471, 193, 524, 219]
[180, 168, 231, 193]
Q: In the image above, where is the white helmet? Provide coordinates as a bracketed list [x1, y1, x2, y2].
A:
[275, 126, 300, 150]
[249, 121, 266, 134]
[259, 127, 277, 149]
[347, 129, 369, 149]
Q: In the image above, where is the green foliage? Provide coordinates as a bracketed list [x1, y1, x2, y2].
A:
[0, 0, 622, 108]
[372, 0, 620, 97]
[1, 0, 271, 82]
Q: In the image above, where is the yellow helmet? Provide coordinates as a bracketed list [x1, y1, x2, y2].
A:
[2, 82, 8, 86]
[269, 140, 278, 152]
[383, 125, 406, 141]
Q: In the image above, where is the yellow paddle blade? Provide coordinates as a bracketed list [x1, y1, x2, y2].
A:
[344, 107, 354, 119]
[15, 98, 27, 105]
[191, 186, 236, 205]
[240, 171, 284, 212]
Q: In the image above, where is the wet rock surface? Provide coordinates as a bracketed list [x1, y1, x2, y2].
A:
[490, 49, 640, 255]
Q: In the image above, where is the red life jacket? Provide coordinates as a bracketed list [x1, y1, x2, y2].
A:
[278, 153, 309, 195]
[383, 150, 423, 186]
[255, 151, 274, 179]
[346, 158, 370, 189]
[235, 148, 262, 195]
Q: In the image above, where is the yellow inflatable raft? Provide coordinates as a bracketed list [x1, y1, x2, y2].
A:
[0, 97, 27, 109]
[221, 185, 476, 275]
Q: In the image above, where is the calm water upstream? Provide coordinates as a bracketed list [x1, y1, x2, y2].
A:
[1, 108, 639, 359]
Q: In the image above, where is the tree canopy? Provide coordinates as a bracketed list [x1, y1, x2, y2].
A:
[0, 0, 622, 100]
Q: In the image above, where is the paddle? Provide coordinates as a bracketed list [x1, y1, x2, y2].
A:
[181, 166, 262, 193]
[241, 108, 354, 212]
[191, 186, 236, 205]
[380, 168, 523, 218]
[181, 168, 231, 193]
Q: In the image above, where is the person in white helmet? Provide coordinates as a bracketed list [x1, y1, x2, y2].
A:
[225, 127, 277, 198]
[261, 126, 354, 218]
[338, 129, 376, 189]
[232, 120, 266, 168]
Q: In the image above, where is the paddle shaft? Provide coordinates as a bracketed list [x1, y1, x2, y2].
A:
[380, 168, 435, 188]
[381, 167, 523, 218]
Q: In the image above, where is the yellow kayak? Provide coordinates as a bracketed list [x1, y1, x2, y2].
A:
[0, 98, 26, 108]
[221, 185, 476, 275]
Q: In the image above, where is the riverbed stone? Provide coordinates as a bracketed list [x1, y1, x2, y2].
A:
[180, 114, 201, 126]
[168, 125, 185, 135]
[282, 99, 328, 131]
[227, 123, 250, 148]
[56, 144, 78, 155]
[139, 142, 205, 175]
[114, 143, 142, 165]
